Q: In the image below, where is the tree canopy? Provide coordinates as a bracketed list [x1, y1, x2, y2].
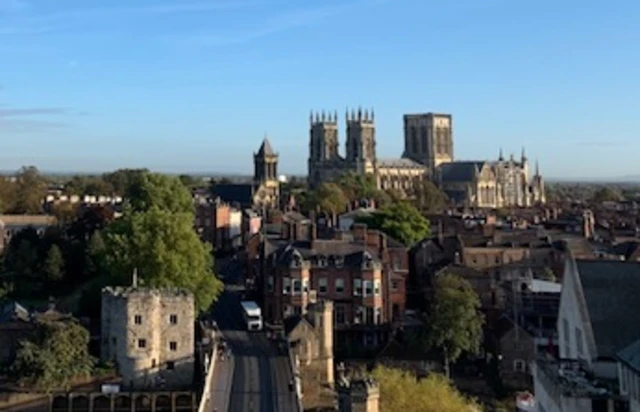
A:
[335, 171, 392, 206]
[305, 182, 349, 215]
[125, 172, 194, 214]
[104, 208, 222, 311]
[355, 201, 430, 246]
[0, 166, 47, 214]
[592, 187, 624, 203]
[410, 180, 448, 213]
[427, 273, 484, 377]
[10, 318, 95, 391]
[371, 366, 480, 412]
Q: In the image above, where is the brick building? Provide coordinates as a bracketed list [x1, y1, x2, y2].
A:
[259, 221, 408, 353]
[194, 198, 231, 251]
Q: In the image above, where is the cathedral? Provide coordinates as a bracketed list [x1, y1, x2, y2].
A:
[307, 109, 545, 208]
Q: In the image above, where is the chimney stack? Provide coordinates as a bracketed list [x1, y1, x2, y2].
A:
[132, 268, 138, 288]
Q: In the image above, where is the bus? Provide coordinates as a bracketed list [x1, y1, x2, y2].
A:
[241, 301, 263, 331]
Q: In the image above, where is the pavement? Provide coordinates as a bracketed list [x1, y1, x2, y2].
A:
[209, 258, 299, 412]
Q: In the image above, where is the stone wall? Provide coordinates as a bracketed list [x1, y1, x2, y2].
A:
[101, 288, 195, 390]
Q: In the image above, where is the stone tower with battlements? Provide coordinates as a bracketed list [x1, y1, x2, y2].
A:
[403, 112, 453, 171]
[101, 285, 195, 390]
[345, 107, 376, 175]
[307, 107, 377, 188]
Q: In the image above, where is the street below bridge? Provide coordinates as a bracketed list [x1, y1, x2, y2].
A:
[208, 258, 298, 412]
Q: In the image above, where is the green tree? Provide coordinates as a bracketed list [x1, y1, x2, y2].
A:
[104, 208, 223, 311]
[10, 318, 95, 391]
[125, 172, 193, 214]
[306, 182, 348, 214]
[44, 245, 65, 282]
[592, 187, 623, 203]
[427, 273, 484, 378]
[0, 176, 16, 213]
[50, 202, 77, 226]
[355, 201, 430, 246]
[371, 366, 480, 412]
[178, 174, 200, 188]
[410, 180, 448, 213]
[11, 166, 46, 214]
[85, 231, 106, 277]
[102, 168, 149, 196]
[335, 171, 392, 206]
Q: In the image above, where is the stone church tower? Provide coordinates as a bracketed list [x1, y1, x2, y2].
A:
[345, 108, 376, 175]
[403, 112, 454, 171]
[253, 138, 280, 206]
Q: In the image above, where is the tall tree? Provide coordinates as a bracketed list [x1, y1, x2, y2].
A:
[355, 201, 430, 246]
[371, 366, 480, 412]
[335, 171, 392, 206]
[410, 180, 448, 213]
[10, 318, 95, 390]
[427, 273, 484, 378]
[44, 244, 65, 282]
[11, 166, 46, 214]
[104, 208, 223, 311]
[306, 183, 348, 215]
[125, 172, 193, 214]
[102, 168, 149, 197]
[85, 231, 106, 277]
[0, 176, 17, 213]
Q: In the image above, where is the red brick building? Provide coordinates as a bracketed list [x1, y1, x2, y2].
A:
[258, 221, 409, 354]
[194, 199, 231, 251]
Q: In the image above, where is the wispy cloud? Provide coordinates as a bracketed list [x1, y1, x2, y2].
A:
[171, 0, 389, 47]
[0, 119, 68, 131]
[0, 106, 71, 132]
[0, 107, 68, 117]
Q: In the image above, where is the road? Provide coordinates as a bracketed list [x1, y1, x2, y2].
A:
[209, 258, 299, 412]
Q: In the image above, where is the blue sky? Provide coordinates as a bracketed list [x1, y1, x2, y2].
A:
[0, 0, 638, 178]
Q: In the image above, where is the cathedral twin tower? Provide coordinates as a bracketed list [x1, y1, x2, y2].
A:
[308, 108, 378, 185]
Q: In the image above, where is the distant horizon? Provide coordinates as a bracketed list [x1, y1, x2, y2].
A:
[2, 168, 639, 185]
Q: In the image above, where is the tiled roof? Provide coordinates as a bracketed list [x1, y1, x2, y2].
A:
[212, 183, 255, 206]
[443, 189, 467, 204]
[576, 260, 640, 358]
[0, 300, 30, 323]
[438, 161, 486, 182]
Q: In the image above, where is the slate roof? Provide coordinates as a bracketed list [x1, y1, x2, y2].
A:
[438, 161, 486, 182]
[0, 300, 30, 323]
[377, 158, 427, 169]
[256, 138, 275, 156]
[212, 183, 255, 206]
[284, 314, 313, 336]
[444, 189, 467, 205]
[618, 338, 640, 372]
[576, 260, 640, 359]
